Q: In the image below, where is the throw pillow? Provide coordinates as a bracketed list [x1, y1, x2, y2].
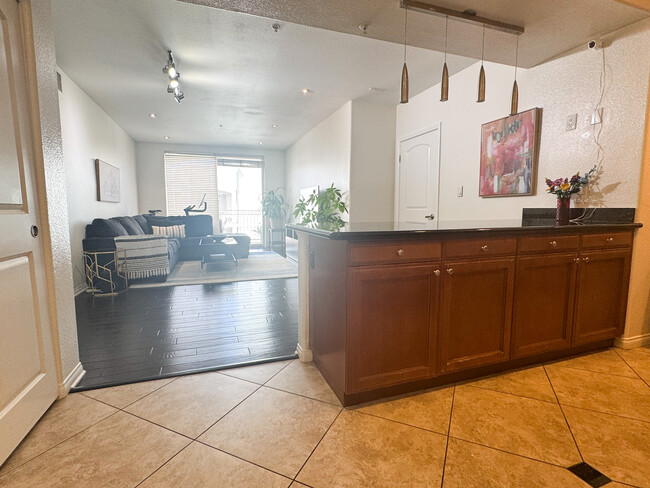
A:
[152, 224, 186, 239]
[111, 216, 145, 236]
[91, 218, 129, 237]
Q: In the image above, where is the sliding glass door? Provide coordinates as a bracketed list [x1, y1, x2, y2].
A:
[217, 163, 263, 245]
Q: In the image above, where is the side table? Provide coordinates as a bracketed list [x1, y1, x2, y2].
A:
[83, 250, 128, 296]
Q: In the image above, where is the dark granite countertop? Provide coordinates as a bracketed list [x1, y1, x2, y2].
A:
[287, 219, 642, 240]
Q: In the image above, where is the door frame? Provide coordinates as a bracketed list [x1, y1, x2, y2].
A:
[394, 123, 442, 226]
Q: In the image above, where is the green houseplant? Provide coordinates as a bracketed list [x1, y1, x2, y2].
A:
[261, 187, 289, 229]
[293, 184, 348, 231]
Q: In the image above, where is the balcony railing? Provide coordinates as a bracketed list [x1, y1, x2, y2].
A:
[218, 209, 263, 244]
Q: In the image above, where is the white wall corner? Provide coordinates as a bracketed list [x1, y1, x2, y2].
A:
[614, 333, 650, 349]
[58, 362, 85, 398]
[296, 231, 312, 362]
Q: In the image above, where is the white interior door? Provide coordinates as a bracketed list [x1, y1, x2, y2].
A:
[0, 0, 59, 465]
[398, 127, 440, 229]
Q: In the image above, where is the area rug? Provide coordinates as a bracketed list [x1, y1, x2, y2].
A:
[130, 251, 297, 288]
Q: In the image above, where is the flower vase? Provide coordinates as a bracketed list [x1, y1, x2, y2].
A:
[556, 197, 571, 226]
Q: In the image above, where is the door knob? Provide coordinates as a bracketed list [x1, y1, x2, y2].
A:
[424, 214, 435, 220]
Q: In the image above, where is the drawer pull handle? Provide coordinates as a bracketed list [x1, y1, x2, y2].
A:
[583, 257, 590, 263]
[434, 270, 441, 277]
[397, 249, 405, 257]
[447, 268, 453, 275]
[550, 241, 557, 247]
[481, 245, 489, 252]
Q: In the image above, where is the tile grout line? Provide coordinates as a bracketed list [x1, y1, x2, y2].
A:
[262, 384, 342, 408]
[0, 409, 121, 480]
[612, 348, 650, 389]
[462, 383, 558, 404]
[133, 440, 194, 487]
[546, 360, 648, 382]
[292, 407, 344, 483]
[193, 440, 294, 483]
[439, 385, 456, 488]
[349, 409, 450, 437]
[542, 365, 585, 463]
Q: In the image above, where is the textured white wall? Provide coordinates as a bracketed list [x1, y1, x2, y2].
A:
[30, 0, 79, 386]
[397, 18, 650, 221]
[285, 101, 352, 218]
[135, 142, 286, 215]
[58, 71, 139, 292]
[349, 101, 396, 223]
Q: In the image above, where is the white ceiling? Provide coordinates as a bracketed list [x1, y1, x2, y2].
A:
[52, 0, 648, 150]
[52, 0, 477, 150]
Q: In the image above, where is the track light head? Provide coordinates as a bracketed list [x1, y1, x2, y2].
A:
[168, 77, 180, 89]
[174, 90, 184, 104]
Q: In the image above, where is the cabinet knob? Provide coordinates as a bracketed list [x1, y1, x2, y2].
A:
[574, 257, 580, 263]
[434, 269, 440, 277]
[481, 245, 489, 252]
[583, 257, 590, 263]
[396, 249, 405, 257]
[606, 237, 614, 243]
[550, 241, 557, 247]
[447, 268, 453, 275]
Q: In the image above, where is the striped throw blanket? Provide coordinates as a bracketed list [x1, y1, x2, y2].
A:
[114, 235, 169, 279]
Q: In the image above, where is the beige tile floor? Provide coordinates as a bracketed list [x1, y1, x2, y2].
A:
[0, 347, 649, 487]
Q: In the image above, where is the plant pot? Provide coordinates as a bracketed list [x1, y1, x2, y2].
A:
[556, 197, 571, 226]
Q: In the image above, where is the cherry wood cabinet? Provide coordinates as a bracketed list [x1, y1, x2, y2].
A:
[304, 226, 637, 406]
[511, 253, 578, 358]
[573, 248, 632, 345]
[439, 258, 515, 372]
[347, 264, 440, 392]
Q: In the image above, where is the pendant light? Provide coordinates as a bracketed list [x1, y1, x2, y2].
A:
[510, 36, 519, 115]
[477, 24, 486, 103]
[400, 8, 409, 104]
[440, 16, 449, 102]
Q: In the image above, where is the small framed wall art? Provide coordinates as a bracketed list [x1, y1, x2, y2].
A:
[479, 107, 542, 197]
[95, 159, 120, 203]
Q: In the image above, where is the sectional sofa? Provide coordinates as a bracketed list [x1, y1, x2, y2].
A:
[82, 214, 251, 287]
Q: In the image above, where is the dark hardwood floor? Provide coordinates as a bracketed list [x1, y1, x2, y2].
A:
[73, 278, 298, 390]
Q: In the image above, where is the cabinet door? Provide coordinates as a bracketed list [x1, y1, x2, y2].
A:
[511, 253, 578, 358]
[440, 259, 515, 373]
[573, 249, 631, 345]
[348, 264, 440, 393]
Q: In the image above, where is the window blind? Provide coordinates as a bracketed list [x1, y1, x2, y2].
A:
[164, 153, 220, 225]
[217, 156, 264, 168]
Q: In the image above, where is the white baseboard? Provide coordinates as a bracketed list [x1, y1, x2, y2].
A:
[615, 333, 650, 349]
[74, 283, 87, 296]
[58, 362, 85, 397]
[296, 343, 313, 362]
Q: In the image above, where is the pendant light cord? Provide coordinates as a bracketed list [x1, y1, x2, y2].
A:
[481, 24, 485, 65]
[514, 36, 519, 80]
[444, 16, 448, 63]
[404, 8, 408, 63]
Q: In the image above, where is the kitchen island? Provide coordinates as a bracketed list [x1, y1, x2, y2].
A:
[288, 219, 641, 406]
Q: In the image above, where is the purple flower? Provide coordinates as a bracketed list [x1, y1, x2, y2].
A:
[570, 174, 580, 184]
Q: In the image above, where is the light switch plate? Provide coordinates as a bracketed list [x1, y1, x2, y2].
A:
[566, 114, 577, 131]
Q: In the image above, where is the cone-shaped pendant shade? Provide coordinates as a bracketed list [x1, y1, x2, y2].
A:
[510, 80, 519, 115]
[477, 65, 486, 103]
[401, 62, 409, 104]
[440, 62, 449, 102]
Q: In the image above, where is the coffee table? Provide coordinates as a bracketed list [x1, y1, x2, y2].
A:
[199, 236, 238, 269]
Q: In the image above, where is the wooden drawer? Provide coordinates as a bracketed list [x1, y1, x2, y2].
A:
[349, 241, 441, 266]
[581, 232, 633, 250]
[519, 235, 579, 254]
[443, 237, 517, 260]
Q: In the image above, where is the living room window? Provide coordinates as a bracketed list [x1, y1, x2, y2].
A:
[164, 152, 264, 244]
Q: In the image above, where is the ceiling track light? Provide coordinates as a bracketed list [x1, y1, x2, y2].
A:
[510, 36, 519, 115]
[163, 50, 184, 103]
[440, 15, 449, 102]
[477, 24, 486, 103]
[400, 7, 409, 104]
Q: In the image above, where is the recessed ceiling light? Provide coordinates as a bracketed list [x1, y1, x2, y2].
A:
[259, 141, 263, 145]
[164, 136, 170, 140]
[302, 88, 312, 94]
[149, 113, 156, 118]
[272, 124, 278, 128]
